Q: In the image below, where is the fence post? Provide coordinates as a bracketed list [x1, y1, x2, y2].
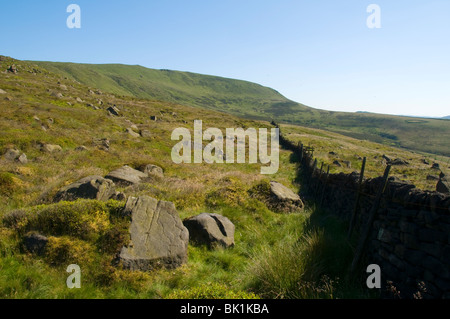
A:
[350, 165, 391, 273]
[347, 157, 367, 239]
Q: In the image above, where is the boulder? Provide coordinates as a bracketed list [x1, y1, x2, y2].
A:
[105, 165, 148, 186]
[269, 181, 304, 213]
[183, 213, 235, 249]
[333, 160, 342, 167]
[107, 106, 120, 116]
[140, 130, 151, 138]
[126, 128, 140, 138]
[118, 196, 189, 271]
[0, 88, 6, 94]
[432, 163, 440, 170]
[4, 148, 20, 161]
[54, 175, 116, 202]
[390, 158, 409, 166]
[23, 233, 48, 256]
[436, 173, 450, 194]
[141, 164, 164, 178]
[41, 144, 62, 153]
[17, 153, 28, 164]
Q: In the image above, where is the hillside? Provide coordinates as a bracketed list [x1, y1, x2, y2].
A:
[1, 56, 449, 300]
[32, 60, 450, 157]
[1, 55, 374, 299]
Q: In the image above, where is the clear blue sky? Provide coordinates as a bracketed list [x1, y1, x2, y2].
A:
[1, 0, 449, 117]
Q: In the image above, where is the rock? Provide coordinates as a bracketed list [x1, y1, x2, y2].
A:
[75, 145, 88, 152]
[141, 164, 164, 178]
[7, 65, 17, 74]
[431, 163, 440, 170]
[4, 148, 20, 161]
[51, 92, 63, 98]
[107, 106, 120, 116]
[436, 173, 450, 194]
[333, 160, 342, 167]
[118, 196, 189, 271]
[269, 181, 304, 213]
[54, 175, 116, 202]
[41, 144, 62, 153]
[126, 128, 140, 138]
[17, 153, 28, 164]
[150, 116, 157, 121]
[23, 233, 48, 256]
[328, 151, 337, 156]
[140, 130, 151, 138]
[0, 88, 6, 94]
[342, 160, 352, 168]
[422, 159, 430, 165]
[183, 213, 235, 249]
[75, 97, 83, 103]
[390, 158, 409, 166]
[59, 84, 67, 91]
[105, 165, 148, 186]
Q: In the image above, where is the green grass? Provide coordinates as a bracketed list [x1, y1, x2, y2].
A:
[0, 55, 430, 299]
[31, 60, 450, 157]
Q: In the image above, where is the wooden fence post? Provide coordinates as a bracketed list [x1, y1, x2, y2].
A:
[350, 165, 391, 273]
[347, 157, 367, 239]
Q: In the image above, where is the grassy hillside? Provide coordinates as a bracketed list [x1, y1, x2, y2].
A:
[32, 60, 450, 157]
[1, 56, 380, 299]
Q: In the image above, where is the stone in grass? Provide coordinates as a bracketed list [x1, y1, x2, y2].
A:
[23, 232, 48, 256]
[141, 164, 164, 178]
[53, 175, 116, 202]
[105, 165, 148, 186]
[268, 181, 304, 213]
[118, 196, 189, 271]
[183, 213, 235, 249]
[41, 144, 62, 153]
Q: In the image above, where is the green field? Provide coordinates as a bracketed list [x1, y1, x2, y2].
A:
[32, 60, 450, 157]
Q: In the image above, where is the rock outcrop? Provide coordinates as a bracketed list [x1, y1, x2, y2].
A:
[183, 213, 235, 249]
[118, 196, 189, 271]
[54, 175, 116, 202]
[105, 165, 148, 186]
[269, 181, 304, 213]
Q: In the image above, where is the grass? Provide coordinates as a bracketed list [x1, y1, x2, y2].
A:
[0, 55, 439, 299]
[31, 60, 450, 157]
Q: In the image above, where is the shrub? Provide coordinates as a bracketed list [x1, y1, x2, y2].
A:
[44, 236, 93, 267]
[0, 172, 17, 197]
[12, 199, 125, 241]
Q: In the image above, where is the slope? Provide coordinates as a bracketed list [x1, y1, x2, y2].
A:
[32, 60, 450, 157]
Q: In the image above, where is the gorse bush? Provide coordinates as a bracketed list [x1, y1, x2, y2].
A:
[5, 199, 125, 241]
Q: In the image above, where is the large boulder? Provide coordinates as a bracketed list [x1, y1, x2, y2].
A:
[183, 213, 235, 249]
[269, 181, 304, 213]
[118, 196, 189, 271]
[105, 165, 148, 186]
[54, 175, 116, 202]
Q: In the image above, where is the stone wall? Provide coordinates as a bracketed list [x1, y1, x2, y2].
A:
[280, 131, 450, 298]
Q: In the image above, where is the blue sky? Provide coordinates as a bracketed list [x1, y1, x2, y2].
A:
[1, 0, 449, 117]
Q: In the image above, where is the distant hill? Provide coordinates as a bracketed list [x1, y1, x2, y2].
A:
[442, 115, 450, 120]
[31, 61, 450, 157]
